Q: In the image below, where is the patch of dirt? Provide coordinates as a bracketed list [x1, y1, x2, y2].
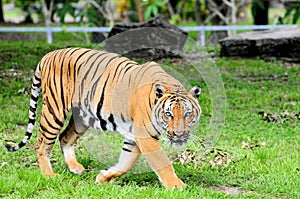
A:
[208, 185, 255, 196]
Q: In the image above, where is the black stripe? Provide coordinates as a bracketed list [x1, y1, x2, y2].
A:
[51, 51, 60, 97]
[74, 129, 82, 135]
[96, 107, 107, 131]
[34, 74, 41, 82]
[90, 78, 98, 102]
[112, 59, 128, 79]
[45, 97, 64, 127]
[45, 140, 57, 146]
[59, 49, 74, 119]
[127, 73, 132, 87]
[120, 64, 138, 84]
[68, 48, 82, 81]
[148, 84, 154, 108]
[142, 120, 160, 140]
[99, 119, 107, 131]
[115, 62, 135, 81]
[90, 54, 109, 81]
[75, 49, 93, 75]
[81, 52, 104, 81]
[151, 121, 161, 135]
[25, 131, 32, 137]
[32, 82, 41, 88]
[146, 110, 161, 135]
[28, 118, 35, 124]
[18, 141, 26, 148]
[29, 105, 37, 114]
[150, 135, 159, 140]
[136, 63, 159, 85]
[29, 109, 36, 119]
[81, 52, 107, 98]
[104, 54, 122, 69]
[84, 91, 89, 107]
[123, 65, 134, 75]
[120, 113, 126, 122]
[67, 59, 72, 77]
[43, 58, 52, 88]
[108, 114, 117, 131]
[48, 86, 60, 114]
[124, 141, 135, 146]
[38, 61, 42, 71]
[96, 76, 110, 131]
[122, 147, 132, 152]
[43, 113, 61, 131]
[40, 126, 58, 141]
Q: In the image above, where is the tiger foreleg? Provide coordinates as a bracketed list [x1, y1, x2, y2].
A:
[135, 136, 186, 189]
[96, 139, 141, 184]
[59, 116, 87, 174]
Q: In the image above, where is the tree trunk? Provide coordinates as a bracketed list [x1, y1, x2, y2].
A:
[252, 0, 269, 25]
[206, 0, 228, 44]
[135, 0, 144, 22]
[0, 0, 4, 23]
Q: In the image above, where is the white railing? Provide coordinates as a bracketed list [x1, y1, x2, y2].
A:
[181, 25, 295, 46]
[0, 25, 295, 46]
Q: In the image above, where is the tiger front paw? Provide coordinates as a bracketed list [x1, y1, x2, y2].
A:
[67, 162, 85, 175]
[95, 173, 110, 184]
[164, 177, 187, 189]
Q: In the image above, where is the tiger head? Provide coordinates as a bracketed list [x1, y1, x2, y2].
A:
[153, 84, 201, 148]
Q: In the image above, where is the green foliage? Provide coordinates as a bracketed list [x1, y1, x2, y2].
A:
[169, 14, 181, 25]
[278, 5, 300, 24]
[55, 1, 76, 24]
[140, 0, 164, 20]
[55, 1, 106, 26]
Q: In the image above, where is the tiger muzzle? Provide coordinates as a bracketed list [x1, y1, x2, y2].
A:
[167, 131, 190, 148]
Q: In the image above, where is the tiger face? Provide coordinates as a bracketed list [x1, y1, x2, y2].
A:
[153, 84, 201, 148]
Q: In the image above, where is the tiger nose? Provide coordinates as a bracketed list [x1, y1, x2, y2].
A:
[174, 130, 184, 137]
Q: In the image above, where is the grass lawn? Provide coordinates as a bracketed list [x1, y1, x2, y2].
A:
[0, 34, 299, 199]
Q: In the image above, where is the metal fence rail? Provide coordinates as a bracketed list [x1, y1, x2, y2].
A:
[0, 25, 295, 46]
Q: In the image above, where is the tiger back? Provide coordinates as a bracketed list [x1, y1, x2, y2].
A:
[6, 48, 201, 189]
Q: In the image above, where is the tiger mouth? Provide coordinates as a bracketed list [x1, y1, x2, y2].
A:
[168, 134, 190, 148]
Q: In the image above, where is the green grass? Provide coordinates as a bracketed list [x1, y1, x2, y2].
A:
[0, 35, 299, 199]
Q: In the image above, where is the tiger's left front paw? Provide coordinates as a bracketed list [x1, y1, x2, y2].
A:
[164, 177, 187, 189]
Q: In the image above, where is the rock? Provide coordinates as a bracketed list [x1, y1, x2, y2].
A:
[91, 32, 106, 43]
[105, 16, 188, 60]
[219, 26, 300, 62]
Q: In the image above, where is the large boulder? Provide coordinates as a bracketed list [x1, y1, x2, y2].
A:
[220, 26, 300, 62]
[105, 16, 188, 60]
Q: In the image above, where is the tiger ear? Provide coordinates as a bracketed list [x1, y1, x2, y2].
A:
[154, 84, 165, 99]
[190, 86, 201, 99]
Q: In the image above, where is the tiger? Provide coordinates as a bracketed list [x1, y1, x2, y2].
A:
[5, 47, 201, 189]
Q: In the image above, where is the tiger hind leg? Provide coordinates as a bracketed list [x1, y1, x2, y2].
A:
[96, 139, 141, 183]
[59, 115, 87, 174]
[36, 112, 63, 177]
